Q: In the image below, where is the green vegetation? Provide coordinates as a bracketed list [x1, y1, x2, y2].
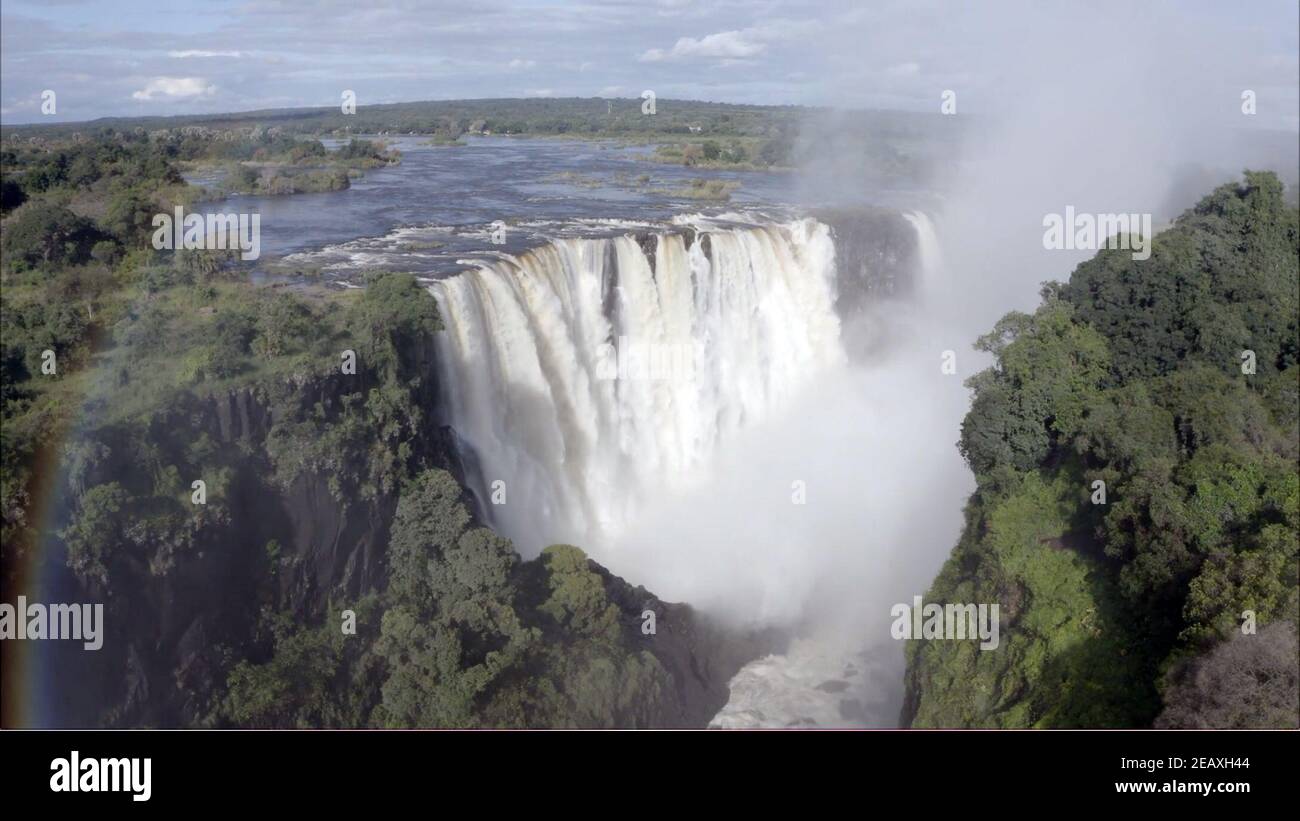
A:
[333, 138, 401, 168]
[0, 129, 409, 567]
[193, 136, 398, 197]
[2, 132, 197, 566]
[649, 136, 787, 170]
[218, 165, 351, 196]
[905, 172, 1299, 728]
[44, 278, 685, 727]
[661, 178, 741, 201]
[224, 470, 674, 728]
[2, 127, 698, 728]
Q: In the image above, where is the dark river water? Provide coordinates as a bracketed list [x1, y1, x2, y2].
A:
[194, 135, 926, 279]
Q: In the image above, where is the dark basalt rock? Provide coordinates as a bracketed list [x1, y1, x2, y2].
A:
[591, 561, 785, 728]
[814, 205, 922, 315]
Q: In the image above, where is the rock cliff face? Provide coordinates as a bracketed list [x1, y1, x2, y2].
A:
[816, 206, 922, 313]
[40, 331, 769, 728]
[41, 379, 404, 726]
[592, 562, 782, 728]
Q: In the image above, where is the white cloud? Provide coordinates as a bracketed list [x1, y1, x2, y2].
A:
[0, 94, 41, 114]
[507, 58, 536, 69]
[640, 30, 766, 62]
[526, 88, 555, 97]
[887, 61, 920, 76]
[168, 50, 244, 58]
[597, 85, 623, 97]
[131, 77, 216, 101]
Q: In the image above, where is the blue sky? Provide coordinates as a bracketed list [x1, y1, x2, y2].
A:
[2, 0, 1297, 129]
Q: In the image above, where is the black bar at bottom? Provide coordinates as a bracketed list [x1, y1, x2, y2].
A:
[3, 728, 1292, 808]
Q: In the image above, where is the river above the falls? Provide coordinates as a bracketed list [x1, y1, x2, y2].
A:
[192, 135, 933, 279]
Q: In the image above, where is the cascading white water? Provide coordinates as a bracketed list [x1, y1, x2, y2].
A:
[902, 211, 942, 296]
[430, 218, 844, 555]
[432, 210, 959, 727]
[705, 207, 967, 727]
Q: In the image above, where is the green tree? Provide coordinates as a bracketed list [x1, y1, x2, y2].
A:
[959, 298, 1109, 479]
[0, 202, 101, 270]
[350, 272, 442, 376]
[103, 189, 159, 246]
[0, 178, 26, 213]
[60, 482, 128, 584]
[386, 468, 471, 607]
[539, 544, 621, 641]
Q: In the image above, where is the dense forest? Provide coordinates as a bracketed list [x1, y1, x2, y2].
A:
[2, 97, 804, 140]
[0, 129, 760, 727]
[904, 171, 1299, 728]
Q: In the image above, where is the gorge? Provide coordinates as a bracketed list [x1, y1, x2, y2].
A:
[428, 210, 953, 725]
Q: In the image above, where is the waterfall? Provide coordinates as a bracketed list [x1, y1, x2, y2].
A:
[432, 210, 947, 725]
[430, 218, 844, 555]
[902, 210, 943, 295]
